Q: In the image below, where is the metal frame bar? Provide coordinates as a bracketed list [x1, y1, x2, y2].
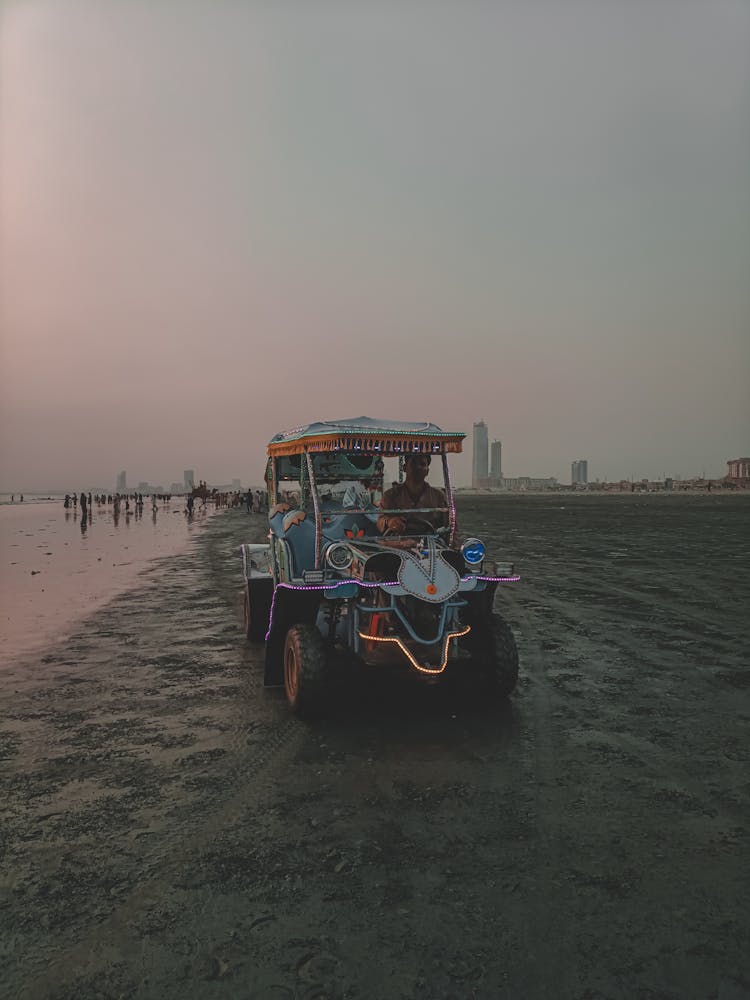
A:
[305, 451, 322, 569]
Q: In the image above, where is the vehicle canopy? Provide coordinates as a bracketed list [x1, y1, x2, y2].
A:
[265, 416, 465, 563]
[267, 416, 465, 458]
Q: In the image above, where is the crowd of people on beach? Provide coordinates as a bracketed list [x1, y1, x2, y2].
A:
[245, 489, 268, 513]
[7, 487, 272, 517]
[63, 492, 174, 512]
[59, 492, 178, 531]
[50, 488, 269, 516]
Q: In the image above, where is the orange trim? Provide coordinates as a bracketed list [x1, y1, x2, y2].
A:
[357, 625, 470, 675]
[268, 433, 464, 458]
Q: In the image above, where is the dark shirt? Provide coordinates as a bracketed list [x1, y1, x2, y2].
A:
[377, 482, 450, 535]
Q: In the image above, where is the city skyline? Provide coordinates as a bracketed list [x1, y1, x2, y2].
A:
[2, 453, 746, 496]
[1, 443, 745, 495]
[1, 2, 748, 491]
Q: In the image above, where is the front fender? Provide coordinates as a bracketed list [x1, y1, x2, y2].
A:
[263, 585, 320, 686]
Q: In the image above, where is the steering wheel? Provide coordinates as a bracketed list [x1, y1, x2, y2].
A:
[403, 516, 441, 536]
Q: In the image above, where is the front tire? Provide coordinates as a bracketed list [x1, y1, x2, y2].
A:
[283, 625, 330, 717]
[467, 612, 519, 697]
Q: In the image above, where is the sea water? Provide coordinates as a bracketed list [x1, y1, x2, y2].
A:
[1, 498, 217, 665]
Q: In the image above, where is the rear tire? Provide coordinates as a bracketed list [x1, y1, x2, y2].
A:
[467, 612, 519, 697]
[283, 624, 331, 717]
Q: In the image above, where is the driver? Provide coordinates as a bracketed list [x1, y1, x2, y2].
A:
[377, 453, 453, 540]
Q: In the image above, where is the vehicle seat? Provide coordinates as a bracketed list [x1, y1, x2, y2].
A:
[268, 507, 317, 576]
[321, 510, 379, 542]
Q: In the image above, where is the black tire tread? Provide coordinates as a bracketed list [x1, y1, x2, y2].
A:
[284, 624, 330, 718]
[467, 611, 519, 698]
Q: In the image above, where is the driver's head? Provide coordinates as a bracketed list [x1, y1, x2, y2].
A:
[404, 453, 431, 481]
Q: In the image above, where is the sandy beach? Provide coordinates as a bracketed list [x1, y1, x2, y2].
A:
[1, 494, 748, 999]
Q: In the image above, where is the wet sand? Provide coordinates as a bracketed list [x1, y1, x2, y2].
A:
[1, 495, 748, 999]
[1, 501, 217, 664]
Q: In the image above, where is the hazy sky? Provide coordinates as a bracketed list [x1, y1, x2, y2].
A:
[1, 0, 748, 490]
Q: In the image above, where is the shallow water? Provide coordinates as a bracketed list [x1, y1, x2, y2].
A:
[1, 499, 218, 664]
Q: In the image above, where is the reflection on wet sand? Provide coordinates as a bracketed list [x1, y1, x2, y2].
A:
[1, 499, 219, 665]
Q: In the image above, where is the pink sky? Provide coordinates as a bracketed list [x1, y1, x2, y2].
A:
[1, 0, 748, 491]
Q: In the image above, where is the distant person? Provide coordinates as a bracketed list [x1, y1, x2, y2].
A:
[79, 492, 87, 514]
[186, 495, 195, 515]
[245, 490, 252, 513]
[64, 494, 70, 509]
[20, 494, 23, 502]
[88, 492, 93, 508]
[10, 495, 14, 503]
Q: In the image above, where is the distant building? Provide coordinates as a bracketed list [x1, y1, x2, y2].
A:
[571, 460, 588, 485]
[183, 469, 195, 491]
[490, 440, 503, 486]
[472, 421, 489, 488]
[726, 457, 750, 481]
[503, 476, 559, 491]
[116, 470, 126, 492]
[231, 478, 241, 491]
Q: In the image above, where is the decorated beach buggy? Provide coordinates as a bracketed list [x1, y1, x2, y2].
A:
[241, 417, 519, 716]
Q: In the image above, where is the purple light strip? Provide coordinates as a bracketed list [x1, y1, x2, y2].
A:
[470, 575, 521, 582]
[442, 454, 458, 546]
[262, 574, 519, 640]
[279, 578, 398, 592]
[263, 578, 398, 641]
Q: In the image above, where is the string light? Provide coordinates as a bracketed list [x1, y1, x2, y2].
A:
[263, 578, 398, 640]
[357, 626, 471, 675]
[442, 453, 458, 544]
[469, 575, 520, 582]
[261, 576, 518, 639]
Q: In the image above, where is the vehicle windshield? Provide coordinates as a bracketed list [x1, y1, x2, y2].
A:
[268, 451, 452, 518]
[318, 481, 374, 508]
[311, 453, 449, 513]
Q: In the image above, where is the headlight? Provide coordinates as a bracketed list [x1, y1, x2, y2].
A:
[325, 543, 353, 571]
[461, 538, 486, 565]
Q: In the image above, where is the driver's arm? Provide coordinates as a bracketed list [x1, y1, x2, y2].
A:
[377, 488, 406, 535]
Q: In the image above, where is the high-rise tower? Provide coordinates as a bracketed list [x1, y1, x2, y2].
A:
[571, 460, 588, 485]
[490, 440, 502, 484]
[472, 421, 489, 488]
[183, 469, 195, 491]
[116, 470, 126, 492]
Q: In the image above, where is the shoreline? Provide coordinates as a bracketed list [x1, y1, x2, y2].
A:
[1, 501, 221, 668]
